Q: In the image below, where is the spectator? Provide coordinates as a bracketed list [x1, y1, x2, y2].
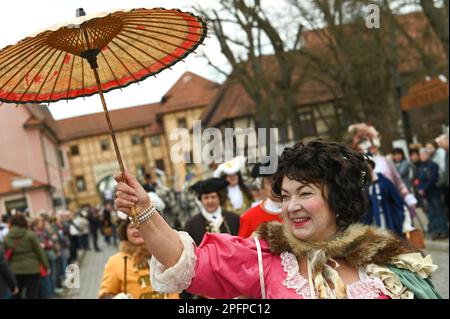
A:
[0, 247, 18, 299]
[409, 149, 423, 208]
[77, 210, 90, 250]
[4, 214, 49, 299]
[417, 148, 448, 240]
[426, 141, 446, 187]
[33, 215, 58, 299]
[102, 202, 118, 247]
[53, 214, 70, 291]
[68, 212, 80, 264]
[392, 148, 414, 192]
[87, 207, 102, 252]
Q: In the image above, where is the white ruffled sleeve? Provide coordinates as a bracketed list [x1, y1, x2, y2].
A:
[149, 231, 197, 293]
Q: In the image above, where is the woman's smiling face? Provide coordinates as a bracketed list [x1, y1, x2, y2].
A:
[281, 176, 337, 242]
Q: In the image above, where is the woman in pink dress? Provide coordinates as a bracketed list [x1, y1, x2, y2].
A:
[114, 140, 440, 299]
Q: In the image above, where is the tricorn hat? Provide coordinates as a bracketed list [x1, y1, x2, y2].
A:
[189, 178, 228, 195]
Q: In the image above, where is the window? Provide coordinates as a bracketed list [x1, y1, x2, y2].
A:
[132, 135, 142, 145]
[155, 159, 165, 172]
[70, 145, 79, 156]
[298, 111, 316, 137]
[150, 135, 161, 147]
[76, 175, 86, 192]
[5, 198, 28, 214]
[177, 117, 187, 128]
[57, 150, 65, 168]
[100, 140, 110, 151]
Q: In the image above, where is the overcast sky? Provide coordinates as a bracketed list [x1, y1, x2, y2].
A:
[0, 0, 226, 120]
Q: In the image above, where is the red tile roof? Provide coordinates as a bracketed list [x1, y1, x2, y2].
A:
[202, 72, 336, 127]
[56, 102, 163, 141]
[202, 81, 256, 127]
[159, 72, 220, 113]
[0, 167, 47, 195]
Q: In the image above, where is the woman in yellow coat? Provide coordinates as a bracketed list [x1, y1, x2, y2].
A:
[98, 217, 179, 299]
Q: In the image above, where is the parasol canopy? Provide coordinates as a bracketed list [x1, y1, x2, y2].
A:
[0, 7, 207, 104]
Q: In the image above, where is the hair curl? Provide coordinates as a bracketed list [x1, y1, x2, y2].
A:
[272, 140, 371, 229]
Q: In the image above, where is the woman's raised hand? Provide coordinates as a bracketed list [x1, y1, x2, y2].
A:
[114, 172, 150, 215]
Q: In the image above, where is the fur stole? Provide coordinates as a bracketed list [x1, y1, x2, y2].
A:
[120, 241, 152, 269]
[256, 222, 417, 267]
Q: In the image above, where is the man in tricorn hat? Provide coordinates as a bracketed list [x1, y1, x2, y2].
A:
[184, 178, 240, 246]
[238, 162, 283, 238]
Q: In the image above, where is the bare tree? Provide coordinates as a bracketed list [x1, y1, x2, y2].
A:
[198, 0, 447, 146]
[419, 0, 449, 59]
[290, 0, 447, 145]
[196, 0, 308, 143]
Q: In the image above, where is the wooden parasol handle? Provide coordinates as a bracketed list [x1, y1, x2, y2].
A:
[91, 67, 138, 218]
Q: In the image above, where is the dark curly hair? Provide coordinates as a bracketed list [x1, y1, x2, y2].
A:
[272, 140, 371, 229]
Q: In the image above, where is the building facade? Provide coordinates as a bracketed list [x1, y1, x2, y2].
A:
[0, 105, 69, 217]
[56, 72, 219, 209]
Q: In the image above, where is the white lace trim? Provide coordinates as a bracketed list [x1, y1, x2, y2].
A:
[281, 251, 388, 299]
[281, 251, 312, 298]
[149, 231, 197, 293]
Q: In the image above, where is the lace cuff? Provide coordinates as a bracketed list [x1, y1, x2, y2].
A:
[149, 231, 197, 293]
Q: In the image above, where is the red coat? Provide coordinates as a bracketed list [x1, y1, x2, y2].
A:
[238, 201, 283, 238]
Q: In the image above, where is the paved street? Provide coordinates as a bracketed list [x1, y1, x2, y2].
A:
[65, 240, 118, 299]
[413, 209, 449, 299]
[424, 239, 449, 299]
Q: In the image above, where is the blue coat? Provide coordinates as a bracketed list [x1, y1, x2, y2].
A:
[363, 173, 405, 236]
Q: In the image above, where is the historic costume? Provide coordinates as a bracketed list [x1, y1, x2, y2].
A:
[363, 172, 406, 237]
[213, 156, 253, 215]
[348, 123, 417, 233]
[239, 199, 283, 238]
[239, 162, 283, 238]
[99, 241, 179, 299]
[184, 178, 240, 246]
[185, 209, 240, 246]
[150, 223, 441, 299]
